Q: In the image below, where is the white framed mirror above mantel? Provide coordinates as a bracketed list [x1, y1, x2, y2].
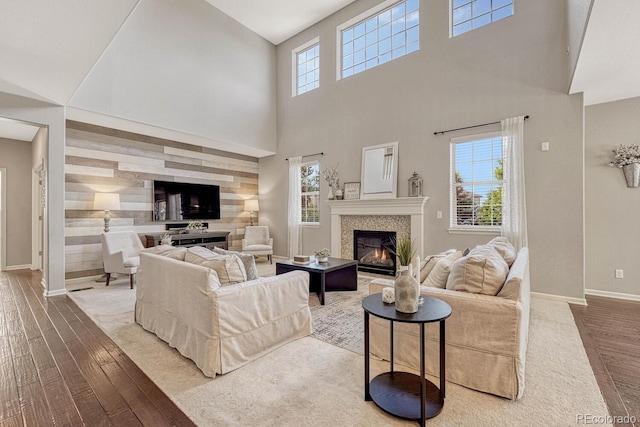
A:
[360, 141, 398, 199]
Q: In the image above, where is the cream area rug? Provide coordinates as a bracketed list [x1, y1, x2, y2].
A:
[68, 277, 611, 426]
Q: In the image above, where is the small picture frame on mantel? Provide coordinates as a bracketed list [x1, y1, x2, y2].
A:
[343, 182, 361, 200]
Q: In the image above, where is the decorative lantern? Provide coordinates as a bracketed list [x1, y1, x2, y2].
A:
[408, 172, 423, 197]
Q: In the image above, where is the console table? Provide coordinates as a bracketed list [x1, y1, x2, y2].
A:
[144, 231, 229, 250]
[362, 294, 452, 426]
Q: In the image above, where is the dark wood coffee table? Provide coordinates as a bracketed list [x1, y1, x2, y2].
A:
[275, 257, 357, 305]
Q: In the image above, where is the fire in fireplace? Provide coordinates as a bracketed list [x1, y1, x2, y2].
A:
[354, 230, 396, 276]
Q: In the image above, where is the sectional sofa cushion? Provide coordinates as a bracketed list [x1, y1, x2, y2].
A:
[142, 245, 187, 261]
[446, 245, 509, 295]
[423, 250, 462, 288]
[213, 247, 259, 281]
[487, 236, 517, 267]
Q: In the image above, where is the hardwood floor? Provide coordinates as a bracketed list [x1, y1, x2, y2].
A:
[571, 295, 640, 427]
[2, 268, 639, 426]
[0, 269, 195, 427]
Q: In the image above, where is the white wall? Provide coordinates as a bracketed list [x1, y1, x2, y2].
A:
[585, 96, 640, 297]
[69, 0, 277, 156]
[567, 0, 593, 85]
[32, 126, 47, 169]
[261, 0, 585, 299]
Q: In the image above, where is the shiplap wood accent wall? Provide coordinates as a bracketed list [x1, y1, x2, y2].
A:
[64, 121, 259, 279]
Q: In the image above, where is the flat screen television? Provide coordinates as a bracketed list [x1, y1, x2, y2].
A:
[153, 180, 221, 221]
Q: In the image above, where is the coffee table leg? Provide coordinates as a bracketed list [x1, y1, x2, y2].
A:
[364, 311, 371, 401]
[320, 273, 326, 305]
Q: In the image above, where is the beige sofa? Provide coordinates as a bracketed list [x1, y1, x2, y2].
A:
[135, 250, 312, 377]
[368, 246, 530, 399]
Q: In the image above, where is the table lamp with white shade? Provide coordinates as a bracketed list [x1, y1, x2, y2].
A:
[244, 199, 259, 226]
[94, 193, 121, 232]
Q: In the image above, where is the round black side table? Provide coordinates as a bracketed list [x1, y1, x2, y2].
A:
[362, 293, 452, 426]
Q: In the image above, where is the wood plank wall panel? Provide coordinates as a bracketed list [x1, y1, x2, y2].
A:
[64, 121, 259, 279]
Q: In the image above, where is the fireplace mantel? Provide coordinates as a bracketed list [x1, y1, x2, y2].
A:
[327, 197, 429, 259]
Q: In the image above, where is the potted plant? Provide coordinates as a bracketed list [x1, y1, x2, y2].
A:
[386, 236, 419, 314]
[608, 144, 640, 187]
[386, 236, 415, 270]
[315, 248, 330, 263]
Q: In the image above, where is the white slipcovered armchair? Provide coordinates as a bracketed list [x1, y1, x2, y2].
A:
[242, 226, 273, 264]
[101, 231, 145, 288]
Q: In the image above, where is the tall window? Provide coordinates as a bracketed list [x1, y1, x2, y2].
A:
[450, 133, 503, 229]
[292, 37, 320, 96]
[338, 0, 419, 79]
[451, 0, 513, 37]
[300, 162, 320, 224]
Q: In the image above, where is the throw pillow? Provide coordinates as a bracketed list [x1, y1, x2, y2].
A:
[423, 250, 462, 288]
[213, 247, 259, 281]
[446, 245, 509, 295]
[487, 237, 517, 267]
[200, 254, 247, 285]
[419, 249, 456, 283]
[185, 246, 222, 265]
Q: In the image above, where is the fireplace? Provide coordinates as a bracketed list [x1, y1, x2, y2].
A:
[354, 230, 396, 276]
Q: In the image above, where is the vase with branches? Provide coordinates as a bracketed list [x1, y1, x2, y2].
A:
[322, 163, 340, 199]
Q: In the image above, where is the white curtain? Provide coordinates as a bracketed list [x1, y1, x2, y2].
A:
[501, 116, 528, 250]
[288, 156, 302, 257]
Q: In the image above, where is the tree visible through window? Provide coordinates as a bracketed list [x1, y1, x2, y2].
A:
[451, 134, 503, 228]
[301, 162, 320, 224]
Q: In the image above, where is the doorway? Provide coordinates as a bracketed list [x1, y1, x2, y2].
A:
[0, 168, 5, 271]
[0, 117, 46, 275]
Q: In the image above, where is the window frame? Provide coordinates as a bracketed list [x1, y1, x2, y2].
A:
[450, 0, 515, 37]
[292, 37, 320, 97]
[300, 160, 320, 226]
[335, 0, 419, 80]
[449, 131, 503, 235]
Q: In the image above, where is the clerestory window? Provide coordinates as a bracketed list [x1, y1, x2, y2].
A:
[451, 0, 514, 37]
[337, 0, 419, 79]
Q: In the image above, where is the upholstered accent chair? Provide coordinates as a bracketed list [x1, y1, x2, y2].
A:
[241, 226, 273, 264]
[101, 231, 145, 288]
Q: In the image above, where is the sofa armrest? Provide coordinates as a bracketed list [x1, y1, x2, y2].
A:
[103, 250, 127, 273]
[137, 252, 220, 337]
[369, 279, 524, 356]
[213, 271, 310, 338]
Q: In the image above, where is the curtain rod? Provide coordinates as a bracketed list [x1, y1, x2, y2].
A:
[285, 152, 324, 161]
[434, 115, 530, 136]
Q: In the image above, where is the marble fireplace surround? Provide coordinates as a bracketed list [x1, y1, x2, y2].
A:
[327, 197, 429, 262]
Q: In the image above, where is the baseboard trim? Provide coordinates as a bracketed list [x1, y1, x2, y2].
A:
[65, 275, 102, 285]
[531, 291, 587, 306]
[5, 264, 33, 271]
[585, 288, 640, 302]
[44, 288, 67, 297]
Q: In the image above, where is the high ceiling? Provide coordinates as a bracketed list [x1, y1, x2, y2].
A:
[206, 0, 356, 45]
[0, 118, 40, 142]
[0, 0, 637, 142]
[570, 0, 640, 105]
